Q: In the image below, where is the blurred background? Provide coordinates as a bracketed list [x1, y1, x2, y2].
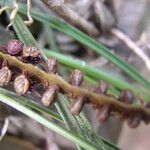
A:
[0, 0, 150, 149]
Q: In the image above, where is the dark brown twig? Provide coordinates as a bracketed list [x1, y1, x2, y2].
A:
[41, 0, 99, 36]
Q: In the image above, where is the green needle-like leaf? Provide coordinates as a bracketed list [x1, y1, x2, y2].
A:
[0, 88, 100, 150]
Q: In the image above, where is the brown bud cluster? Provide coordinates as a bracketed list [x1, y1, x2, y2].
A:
[0, 40, 41, 64]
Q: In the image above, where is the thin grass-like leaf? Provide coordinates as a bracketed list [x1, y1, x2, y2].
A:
[15, 97, 62, 121]
[0, 88, 101, 150]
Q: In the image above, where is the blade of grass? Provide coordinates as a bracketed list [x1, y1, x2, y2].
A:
[11, 93, 63, 122]
[44, 25, 59, 52]
[17, 5, 150, 90]
[0, 88, 100, 150]
[56, 94, 114, 150]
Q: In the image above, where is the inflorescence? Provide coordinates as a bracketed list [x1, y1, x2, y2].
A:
[0, 39, 150, 128]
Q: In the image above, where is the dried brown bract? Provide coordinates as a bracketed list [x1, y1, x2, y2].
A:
[119, 90, 134, 104]
[0, 67, 12, 86]
[97, 105, 111, 122]
[127, 113, 142, 128]
[23, 46, 41, 63]
[94, 81, 111, 122]
[94, 81, 109, 94]
[6, 39, 23, 56]
[14, 74, 29, 95]
[45, 58, 58, 74]
[70, 96, 86, 115]
[41, 85, 59, 107]
[69, 69, 83, 86]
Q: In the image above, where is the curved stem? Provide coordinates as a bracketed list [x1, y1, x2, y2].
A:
[0, 51, 150, 121]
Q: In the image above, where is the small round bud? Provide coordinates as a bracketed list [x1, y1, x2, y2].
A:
[7, 39, 23, 55]
[46, 58, 57, 74]
[69, 69, 83, 86]
[97, 105, 111, 122]
[0, 67, 12, 86]
[119, 90, 134, 104]
[70, 96, 85, 115]
[94, 81, 109, 94]
[23, 46, 41, 64]
[41, 85, 59, 107]
[14, 75, 29, 95]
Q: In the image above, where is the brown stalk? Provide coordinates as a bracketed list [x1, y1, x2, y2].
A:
[111, 28, 150, 71]
[0, 51, 150, 121]
[41, 0, 99, 37]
